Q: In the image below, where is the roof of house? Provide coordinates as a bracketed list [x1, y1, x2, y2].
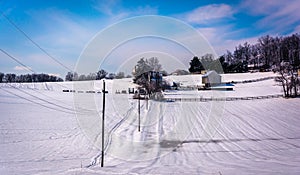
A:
[202, 70, 221, 78]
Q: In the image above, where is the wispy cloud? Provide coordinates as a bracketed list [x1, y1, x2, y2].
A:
[198, 26, 258, 55]
[14, 65, 32, 71]
[48, 73, 61, 77]
[24, 8, 102, 74]
[239, 0, 283, 15]
[293, 25, 300, 34]
[176, 3, 251, 54]
[133, 5, 158, 16]
[240, 0, 300, 34]
[13, 65, 61, 77]
[28, 8, 97, 49]
[183, 4, 257, 55]
[93, 0, 122, 16]
[93, 0, 158, 20]
[180, 1, 300, 55]
[17, 4, 158, 76]
[184, 4, 234, 24]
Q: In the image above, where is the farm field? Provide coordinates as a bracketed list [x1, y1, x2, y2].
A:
[1, 72, 300, 175]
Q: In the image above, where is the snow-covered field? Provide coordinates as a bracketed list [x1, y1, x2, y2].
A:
[1, 72, 300, 175]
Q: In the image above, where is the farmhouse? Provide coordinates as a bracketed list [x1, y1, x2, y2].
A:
[202, 70, 221, 87]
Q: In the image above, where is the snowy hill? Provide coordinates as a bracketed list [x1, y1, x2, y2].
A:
[1, 72, 300, 175]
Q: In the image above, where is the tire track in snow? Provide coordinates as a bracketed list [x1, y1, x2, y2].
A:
[223, 102, 298, 161]
[176, 103, 258, 170]
[220, 108, 270, 161]
[130, 101, 165, 174]
[178, 101, 300, 172]
[205, 104, 284, 164]
[88, 101, 136, 167]
[179, 102, 227, 171]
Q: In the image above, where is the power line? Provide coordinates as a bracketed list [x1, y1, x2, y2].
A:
[1, 47, 66, 88]
[0, 84, 96, 115]
[0, 48, 35, 73]
[0, 47, 102, 125]
[0, 87, 74, 114]
[0, 48, 79, 112]
[1, 11, 73, 72]
[0, 48, 69, 91]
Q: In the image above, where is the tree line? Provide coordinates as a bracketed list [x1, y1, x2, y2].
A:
[189, 33, 300, 73]
[65, 70, 131, 81]
[0, 72, 63, 83]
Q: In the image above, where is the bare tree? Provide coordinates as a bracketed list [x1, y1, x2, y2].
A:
[115, 72, 125, 79]
[132, 58, 152, 78]
[148, 57, 162, 72]
[275, 61, 299, 97]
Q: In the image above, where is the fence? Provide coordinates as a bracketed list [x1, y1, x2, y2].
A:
[164, 94, 283, 102]
[230, 76, 276, 84]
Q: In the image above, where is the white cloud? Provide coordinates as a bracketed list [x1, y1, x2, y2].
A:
[24, 8, 102, 75]
[48, 73, 61, 77]
[178, 3, 259, 55]
[184, 4, 233, 24]
[215, 37, 258, 55]
[197, 26, 258, 55]
[293, 25, 300, 34]
[240, 0, 300, 34]
[14, 66, 32, 71]
[13, 65, 61, 77]
[239, 0, 284, 15]
[183, 1, 300, 55]
[133, 5, 158, 16]
[93, 0, 122, 16]
[29, 8, 97, 49]
[3, 1, 160, 78]
[93, 0, 158, 20]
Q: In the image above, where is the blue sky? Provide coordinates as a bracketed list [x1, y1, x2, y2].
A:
[1, 0, 300, 77]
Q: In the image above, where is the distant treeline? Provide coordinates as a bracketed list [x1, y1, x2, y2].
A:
[189, 33, 300, 73]
[221, 33, 300, 73]
[65, 70, 132, 81]
[0, 72, 63, 83]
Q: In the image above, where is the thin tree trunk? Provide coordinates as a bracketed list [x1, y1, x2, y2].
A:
[289, 83, 292, 97]
[286, 80, 290, 97]
[282, 82, 287, 97]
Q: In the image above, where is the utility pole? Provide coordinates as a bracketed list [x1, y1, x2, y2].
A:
[101, 80, 107, 167]
[138, 92, 141, 132]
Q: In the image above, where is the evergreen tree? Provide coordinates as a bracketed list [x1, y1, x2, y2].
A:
[189, 56, 204, 73]
[0, 72, 4, 83]
[96, 69, 108, 80]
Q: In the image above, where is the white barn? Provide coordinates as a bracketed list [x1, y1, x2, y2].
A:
[202, 70, 221, 87]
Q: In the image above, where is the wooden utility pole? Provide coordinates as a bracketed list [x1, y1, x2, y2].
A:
[101, 80, 106, 167]
[138, 93, 141, 132]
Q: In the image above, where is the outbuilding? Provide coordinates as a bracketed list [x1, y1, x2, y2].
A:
[202, 70, 221, 87]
